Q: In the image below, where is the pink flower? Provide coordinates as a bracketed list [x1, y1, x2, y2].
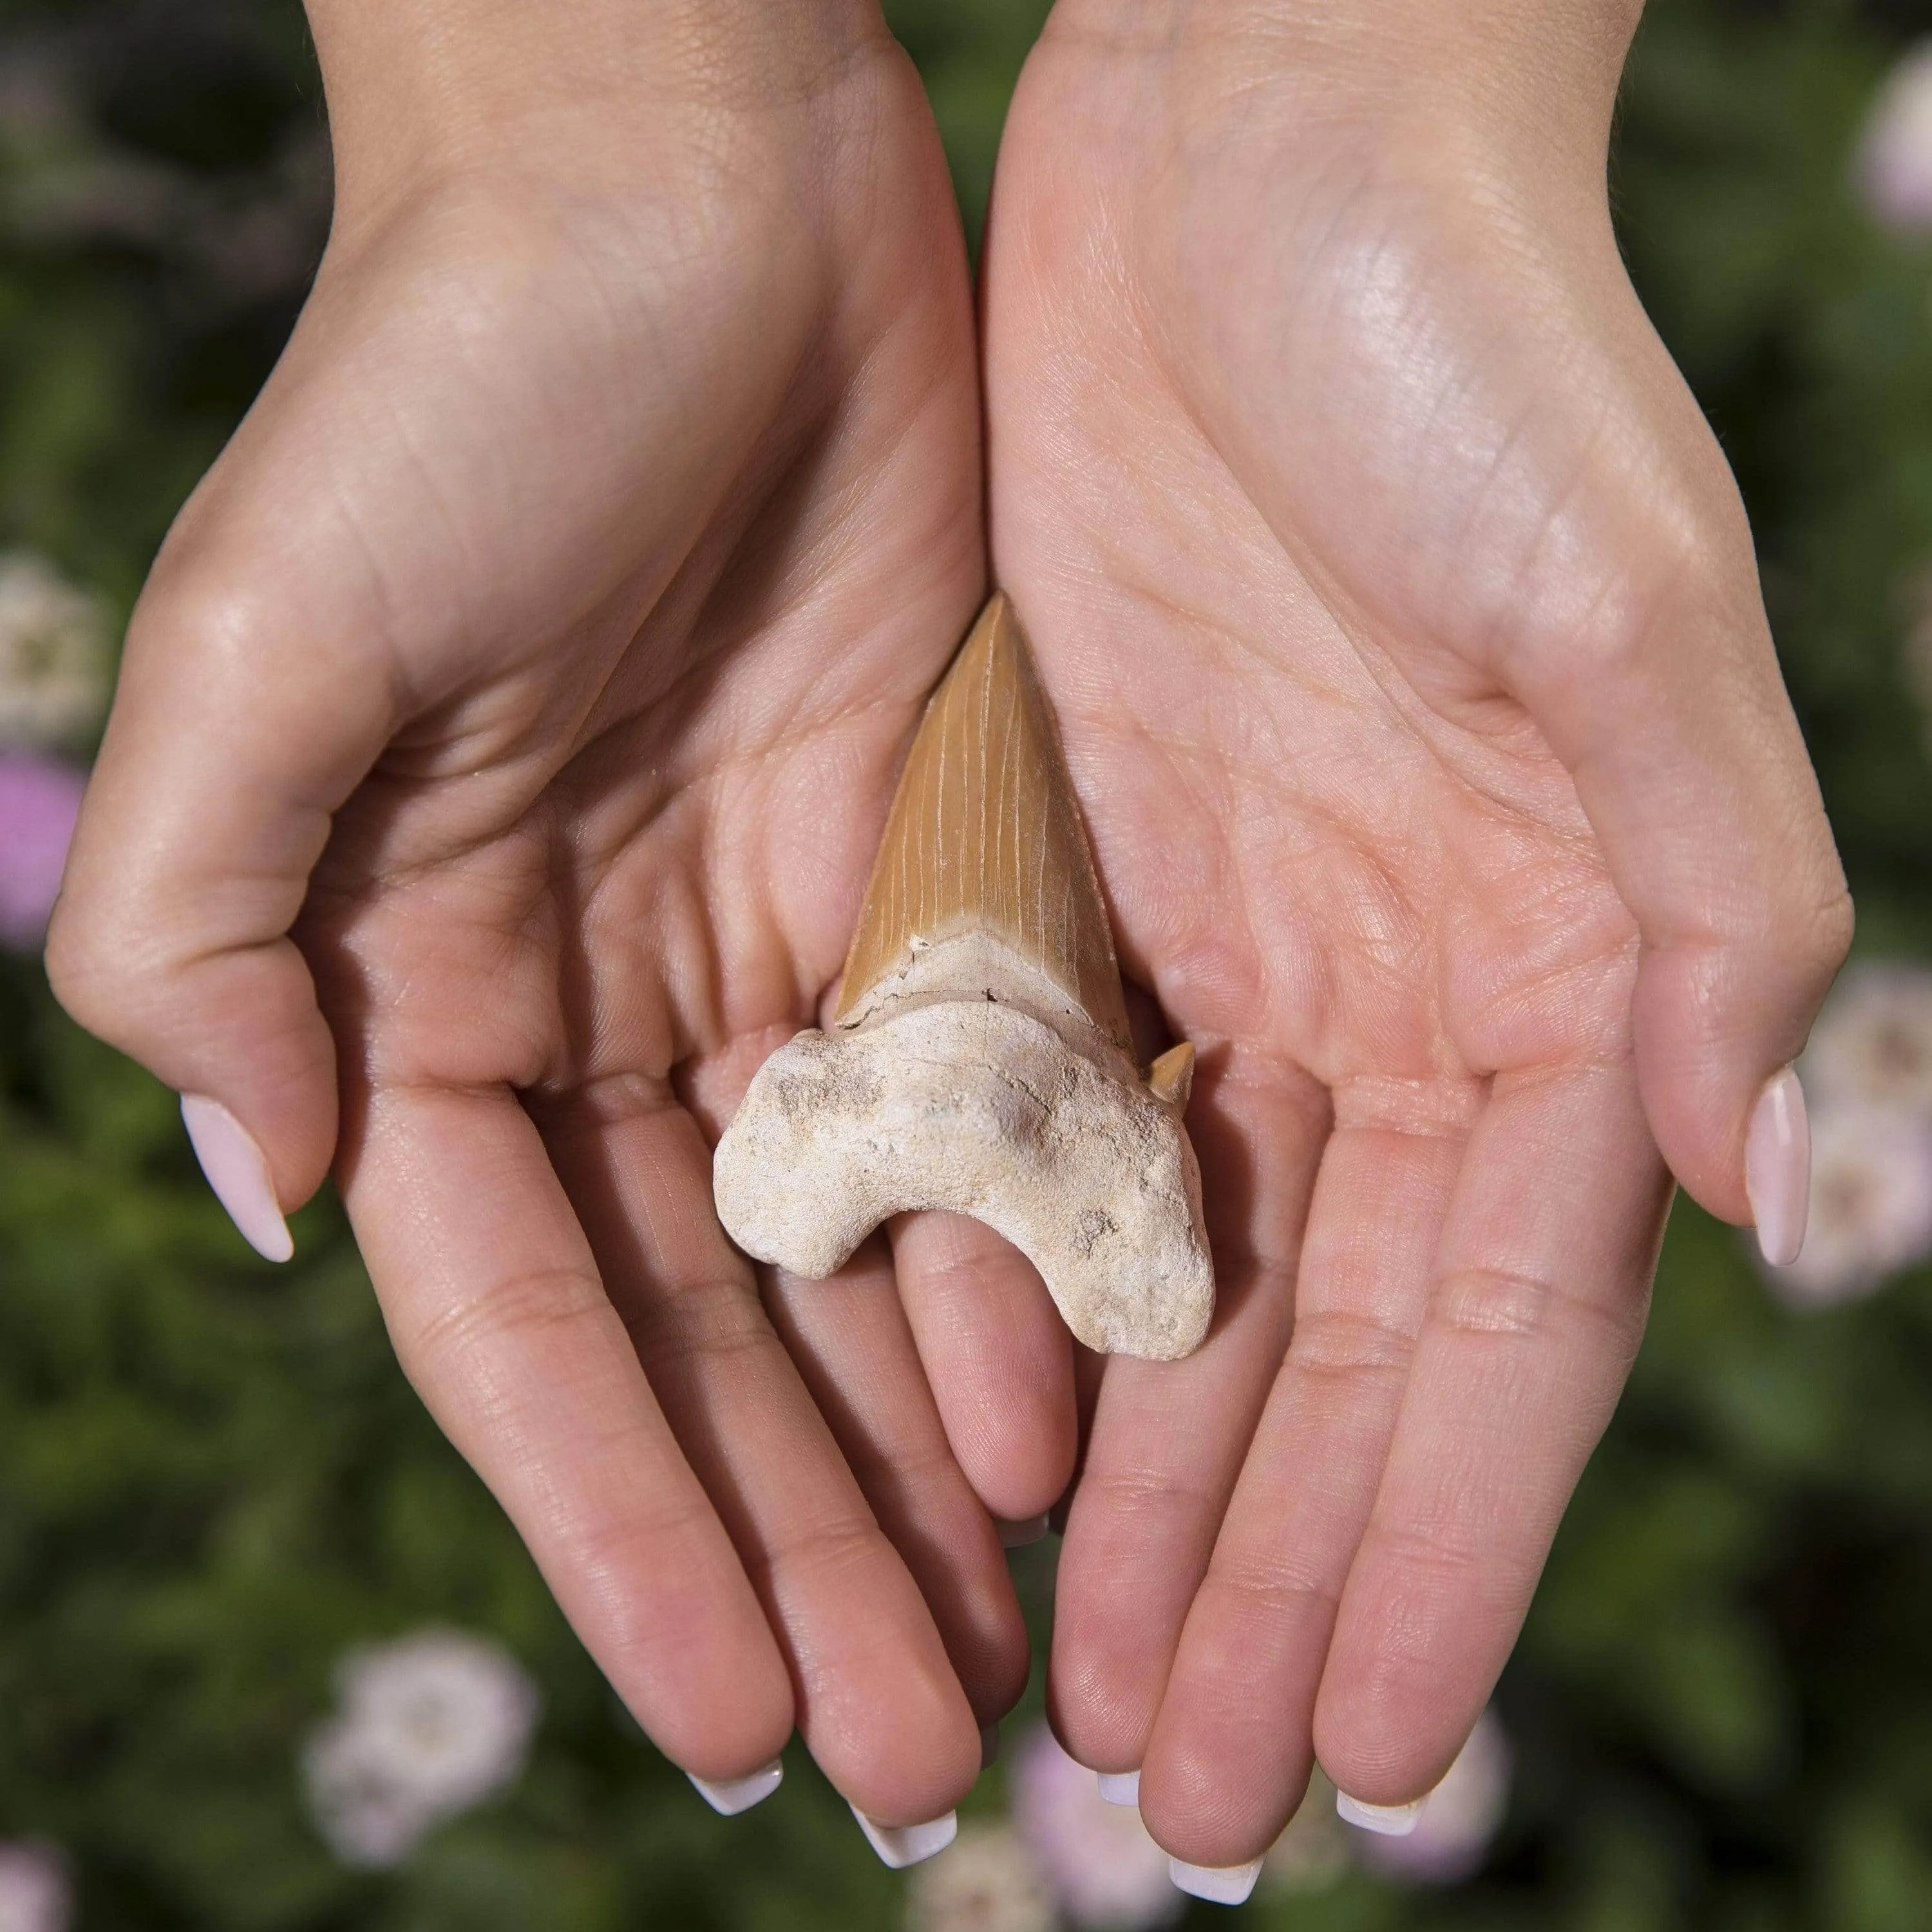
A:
[0, 753, 84, 950]
[1857, 43, 1932, 234]
[1008, 1725, 1180, 1930]
[1349, 1710, 1511, 1886]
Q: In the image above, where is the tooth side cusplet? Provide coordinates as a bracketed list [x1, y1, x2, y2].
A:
[712, 593, 1215, 1361]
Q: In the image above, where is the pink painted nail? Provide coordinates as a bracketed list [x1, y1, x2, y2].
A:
[1745, 1066, 1810, 1268]
[181, 1094, 292, 1262]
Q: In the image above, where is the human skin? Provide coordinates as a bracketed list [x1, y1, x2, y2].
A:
[957, 0, 1852, 1869]
[46, 0, 1046, 1834]
[44, 0, 1852, 1870]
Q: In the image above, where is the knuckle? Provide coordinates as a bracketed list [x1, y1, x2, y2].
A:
[130, 543, 281, 670]
[41, 900, 103, 1023]
[397, 1263, 611, 1383]
[1360, 1518, 1488, 1594]
[1431, 1262, 1645, 1359]
[1077, 1460, 1214, 1530]
[753, 1512, 884, 1595]
[42, 894, 149, 1047]
[1213, 1550, 1341, 1629]
[620, 1279, 773, 1388]
[1285, 1305, 1416, 1383]
[1795, 877, 1855, 985]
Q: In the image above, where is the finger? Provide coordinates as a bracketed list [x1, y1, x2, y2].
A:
[1313, 1059, 1668, 1803]
[1493, 471, 1850, 1238]
[764, 1237, 1031, 1725]
[1048, 1048, 1328, 1777]
[540, 1076, 983, 1827]
[890, 1209, 1077, 1526]
[341, 1079, 793, 1785]
[1133, 1109, 1467, 1866]
[44, 540, 395, 1247]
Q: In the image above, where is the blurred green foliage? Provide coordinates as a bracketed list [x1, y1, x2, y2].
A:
[5, 0, 1932, 1926]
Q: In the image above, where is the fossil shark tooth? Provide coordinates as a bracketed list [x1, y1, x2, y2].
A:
[712, 593, 1215, 1360]
[833, 591, 1134, 1054]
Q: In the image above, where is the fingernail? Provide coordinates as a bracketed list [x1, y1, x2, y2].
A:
[181, 1094, 292, 1262]
[1168, 1857, 1262, 1904]
[688, 1760, 783, 1815]
[980, 1723, 1000, 1768]
[1336, 1790, 1426, 1835]
[997, 1515, 1050, 1548]
[1097, 1770, 1141, 1806]
[851, 1805, 957, 1868]
[1745, 1066, 1810, 1267]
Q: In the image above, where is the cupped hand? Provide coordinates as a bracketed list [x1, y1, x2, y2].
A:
[49, 0, 1021, 1835]
[973, 0, 1852, 1870]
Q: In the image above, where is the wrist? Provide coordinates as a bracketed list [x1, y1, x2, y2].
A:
[1039, 0, 1642, 167]
[306, 0, 895, 222]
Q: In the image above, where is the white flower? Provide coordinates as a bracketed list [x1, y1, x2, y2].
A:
[1857, 43, 1932, 233]
[1348, 1709, 1511, 1886]
[0, 554, 109, 752]
[1803, 961, 1932, 1116]
[0, 1842, 70, 1932]
[905, 1824, 1056, 1932]
[1008, 1725, 1181, 1930]
[301, 1628, 540, 1869]
[1765, 1101, 1932, 1308]
[1261, 1766, 1350, 1893]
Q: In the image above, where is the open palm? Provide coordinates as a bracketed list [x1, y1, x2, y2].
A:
[53, 23, 1018, 1834]
[976, 8, 1846, 1870]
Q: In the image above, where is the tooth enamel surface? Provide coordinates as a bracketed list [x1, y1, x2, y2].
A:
[835, 593, 1133, 1051]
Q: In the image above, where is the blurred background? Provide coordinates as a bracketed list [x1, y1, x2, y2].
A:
[5, 0, 1932, 1926]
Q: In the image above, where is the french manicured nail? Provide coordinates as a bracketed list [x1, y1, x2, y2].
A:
[851, 1805, 956, 1868]
[1745, 1066, 1810, 1267]
[998, 1515, 1050, 1548]
[980, 1723, 1000, 1768]
[1097, 1770, 1140, 1806]
[688, 1761, 783, 1815]
[1336, 1790, 1425, 1835]
[1168, 1857, 1262, 1904]
[181, 1094, 292, 1262]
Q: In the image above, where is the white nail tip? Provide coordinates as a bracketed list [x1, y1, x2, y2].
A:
[997, 1514, 1050, 1548]
[852, 1805, 957, 1868]
[180, 1094, 293, 1262]
[1097, 1770, 1141, 1806]
[1168, 1857, 1262, 1904]
[1336, 1790, 1426, 1835]
[688, 1761, 783, 1815]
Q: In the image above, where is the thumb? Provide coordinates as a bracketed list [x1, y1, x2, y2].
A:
[1504, 482, 1851, 1263]
[46, 530, 396, 1260]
